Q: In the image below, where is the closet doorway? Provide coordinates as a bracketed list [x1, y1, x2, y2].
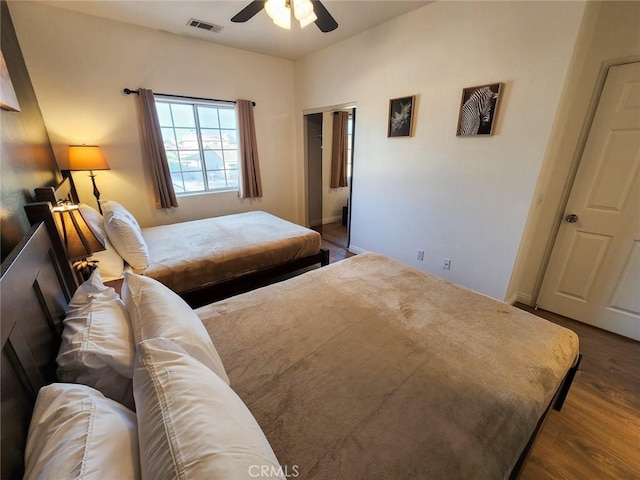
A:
[305, 106, 355, 249]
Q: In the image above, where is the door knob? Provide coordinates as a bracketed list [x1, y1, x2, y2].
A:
[565, 214, 579, 223]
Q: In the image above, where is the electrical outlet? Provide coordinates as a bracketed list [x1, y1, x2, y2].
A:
[417, 250, 424, 261]
[442, 258, 451, 270]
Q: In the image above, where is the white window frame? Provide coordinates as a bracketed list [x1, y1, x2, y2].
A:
[155, 96, 239, 196]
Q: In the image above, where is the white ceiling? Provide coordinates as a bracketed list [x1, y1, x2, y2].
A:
[41, 1, 430, 60]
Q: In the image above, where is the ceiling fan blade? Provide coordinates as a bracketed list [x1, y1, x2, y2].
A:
[231, 0, 266, 23]
[311, 0, 338, 32]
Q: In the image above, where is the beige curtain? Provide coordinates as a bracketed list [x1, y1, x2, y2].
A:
[236, 99, 263, 198]
[137, 89, 178, 209]
[330, 111, 349, 188]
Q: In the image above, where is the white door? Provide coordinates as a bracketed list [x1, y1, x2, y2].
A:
[538, 62, 640, 341]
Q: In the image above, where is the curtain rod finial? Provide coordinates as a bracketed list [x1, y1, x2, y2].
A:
[123, 88, 138, 95]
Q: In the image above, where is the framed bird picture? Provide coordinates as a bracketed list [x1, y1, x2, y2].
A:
[388, 95, 415, 137]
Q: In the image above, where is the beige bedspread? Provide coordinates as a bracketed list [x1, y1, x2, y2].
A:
[197, 253, 579, 480]
[141, 211, 321, 294]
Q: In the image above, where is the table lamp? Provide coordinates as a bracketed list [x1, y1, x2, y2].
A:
[52, 202, 106, 280]
[68, 145, 110, 214]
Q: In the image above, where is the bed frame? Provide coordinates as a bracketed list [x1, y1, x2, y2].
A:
[0, 223, 581, 479]
[30, 174, 330, 307]
[1, 223, 72, 479]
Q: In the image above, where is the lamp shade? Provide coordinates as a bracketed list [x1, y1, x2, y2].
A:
[52, 203, 105, 260]
[68, 145, 110, 171]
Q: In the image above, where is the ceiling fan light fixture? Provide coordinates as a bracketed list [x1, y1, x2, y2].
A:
[294, 0, 317, 28]
[231, 0, 336, 33]
[299, 14, 317, 28]
[265, 0, 291, 29]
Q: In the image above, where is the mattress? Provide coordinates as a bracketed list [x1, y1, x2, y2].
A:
[197, 253, 579, 480]
[141, 211, 321, 294]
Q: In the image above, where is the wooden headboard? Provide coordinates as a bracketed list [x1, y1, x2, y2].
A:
[34, 171, 79, 205]
[26, 175, 81, 300]
[1, 223, 74, 479]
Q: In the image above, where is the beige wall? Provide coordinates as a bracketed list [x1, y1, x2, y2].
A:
[13, 1, 634, 303]
[9, 2, 297, 228]
[295, 1, 586, 300]
[509, 1, 640, 305]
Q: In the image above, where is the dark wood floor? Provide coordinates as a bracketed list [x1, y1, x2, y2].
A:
[313, 221, 350, 252]
[321, 238, 640, 479]
[516, 305, 639, 480]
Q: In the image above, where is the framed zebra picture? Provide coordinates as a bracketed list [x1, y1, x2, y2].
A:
[388, 95, 415, 137]
[456, 83, 503, 136]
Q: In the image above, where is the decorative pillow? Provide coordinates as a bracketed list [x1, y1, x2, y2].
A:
[134, 338, 283, 480]
[122, 271, 229, 384]
[101, 200, 149, 272]
[77, 203, 125, 281]
[57, 269, 135, 409]
[24, 383, 140, 480]
[78, 203, 105, 244]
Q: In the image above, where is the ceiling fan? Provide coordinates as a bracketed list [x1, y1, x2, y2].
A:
[231, 0, 338, 32]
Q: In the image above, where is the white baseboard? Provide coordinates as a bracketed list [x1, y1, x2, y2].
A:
[512, 293, 534, 306]
[322, 215, 342, 224]
[348, 244, 367, 255]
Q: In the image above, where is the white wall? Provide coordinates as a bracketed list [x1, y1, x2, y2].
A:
[10, 0, 603, 302]
[508, 1, 640, 305]
[294, 1, 586, 300]
[9, 2, 298, 228]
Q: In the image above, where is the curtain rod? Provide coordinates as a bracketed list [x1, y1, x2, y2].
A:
[122, 88, 255, 107]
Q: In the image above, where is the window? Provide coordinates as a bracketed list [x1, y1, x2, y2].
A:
[155, 98, 239, 195]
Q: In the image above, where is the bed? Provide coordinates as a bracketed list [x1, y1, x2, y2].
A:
[28, 175, 329, 306]
[1, 222, 581, 479]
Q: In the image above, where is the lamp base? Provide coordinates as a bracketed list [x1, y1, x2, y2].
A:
[73, 259, 98, 282]
[88, 171, 102, 214]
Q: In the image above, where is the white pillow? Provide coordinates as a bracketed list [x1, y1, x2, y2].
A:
[78, 203, 125, 281]
[57, 269, 135, 409]
[101, 200, 149, 272]
[24, 383, 140, 480]
[134, 338, 283, 480]
[87, 236, 125, 282]
[122, 271, 229, 384]
[78, 203, 105, 244]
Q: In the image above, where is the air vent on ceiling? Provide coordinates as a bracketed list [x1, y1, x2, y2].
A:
[187, 18, 223, 33]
